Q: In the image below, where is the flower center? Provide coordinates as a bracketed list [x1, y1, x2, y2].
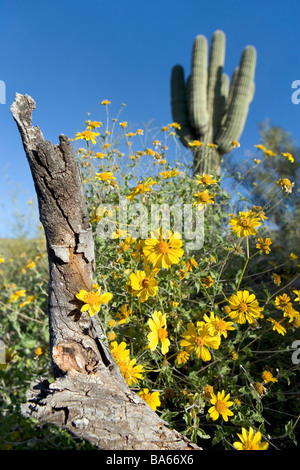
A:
[215, 400, 227, 413]
[157, 241, 169, 254]
[194, 336, 204, 347]
[199, 193, 210, 202]
[240, 218, 250, 227]
[238, 302, 248, 312]
[84, 291, 100, 305]
[158, 328, 168, 340]
[136, 183, 144, 192]
[244, 442, 256, 450]
[215, 320, 227, 332]
[142, 278, 150, 288]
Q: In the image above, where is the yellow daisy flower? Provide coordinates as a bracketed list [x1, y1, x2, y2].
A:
[267, 318, 286, 335]
[193, 189, 216, 211]
[256, 237, 272, 254]
[75, 130, 100, 145]
[138, 388, 161, 411]
[126, 265, 159, 302]
[229, 211, 261, 238]
[233, 427, 269, 450]
[195, 173, 218, 185]
[127, 178, 157, 201]
[176, 350, 190, 364]
[147, 310, 170, 355]
[180, 321, 221, 361]
[262, 370, 278, 384]
[75, 288, 113, 316]
[208, 390, 234, 422]
[143, 227, 184, 269]
[228, 290, 262, 324]
[95, 171, 116, 182]
[203, 312, 235, 338]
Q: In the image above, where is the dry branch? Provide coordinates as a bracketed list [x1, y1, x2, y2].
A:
[11, 93, 200, 451]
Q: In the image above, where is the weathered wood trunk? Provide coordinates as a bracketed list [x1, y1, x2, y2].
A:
[11, 93, 200, 451]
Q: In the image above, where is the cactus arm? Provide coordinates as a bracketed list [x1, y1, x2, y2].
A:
[207, 30, 226, 140]
[189, 35, 209, 136]
[216, 46, 257, 154]
[171, 65, 195, 147]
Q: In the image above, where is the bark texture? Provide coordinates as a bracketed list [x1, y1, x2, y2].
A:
[11, 93, 200, 451]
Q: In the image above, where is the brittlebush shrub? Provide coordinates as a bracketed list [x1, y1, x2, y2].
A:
[0, 100, 299, 450]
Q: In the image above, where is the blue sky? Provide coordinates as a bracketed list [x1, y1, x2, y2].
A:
[0, 0, 299, 237]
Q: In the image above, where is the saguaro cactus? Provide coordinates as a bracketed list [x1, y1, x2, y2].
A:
[171, 30, 256, 175]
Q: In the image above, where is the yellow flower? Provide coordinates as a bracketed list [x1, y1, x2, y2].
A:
[19, 295, 37, 308]
[0, 256, 5, 264]
[207, 143, 218, 149]
[188, 140, 204, 148]
[75, 130, 100, 144]
[254, 144, 266, 151]
[195, 173, 218, 185]
[109, 341, 130, 364]
[272, 273, 281, 286]
[228, 290, 262, 324]
[193, 189, 215, 211]
[203, 312, 235, 338]
[180, 321, 221, 361]
[233, 427, 269, 450]
[93, 152, 106, 159]
[231, 140, 240, 148]
[176, 350, 190, 364]
[116, 304, 132, 324]
[143, 227, 184, 269]
[229, 211, 261, 238]
[185, 257, 198, 272]
[277, 177, 294, 193]
[201, 385, 214, 402]
[75, 288, 113, 316]
[126, 265, 159, 302]
[35, 346, 46, 356]
[147, 310, 170, 355]
[131, 240, 146, 263]
[253, 382, 267, 397]
[256, 237, 272, 254]
[201, 275, 214, 288]
[119, 121, 127, 128]
[100, 99, 111, 105]
[282, 152, 294, 163]
[275, 293, 291, 312]
[159, 169, 179, 179]
[118, 356, 144, 386]
[26, 261, 35, 269]
[95, 171, 116, 182]
[267, 318, 286, 336]
[292, 290, 300, 302]
[208, 390, 234, 422]
[254, 158, 261, 165]
[86, 120, 102, 130]
[9, 289, 26, 302]
[138, 388, 161, 411]
[262, 370, 278, 384]
[290, 252, 298, 260]
[264, 149, 276, 157]
[127, 177, 157, 201]
[117, 236, 136, 253]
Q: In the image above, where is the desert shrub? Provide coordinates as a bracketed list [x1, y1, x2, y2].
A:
[0, 100, 299, 450]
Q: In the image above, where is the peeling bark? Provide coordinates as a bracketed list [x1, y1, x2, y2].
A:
[11, 93, 201, 451]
